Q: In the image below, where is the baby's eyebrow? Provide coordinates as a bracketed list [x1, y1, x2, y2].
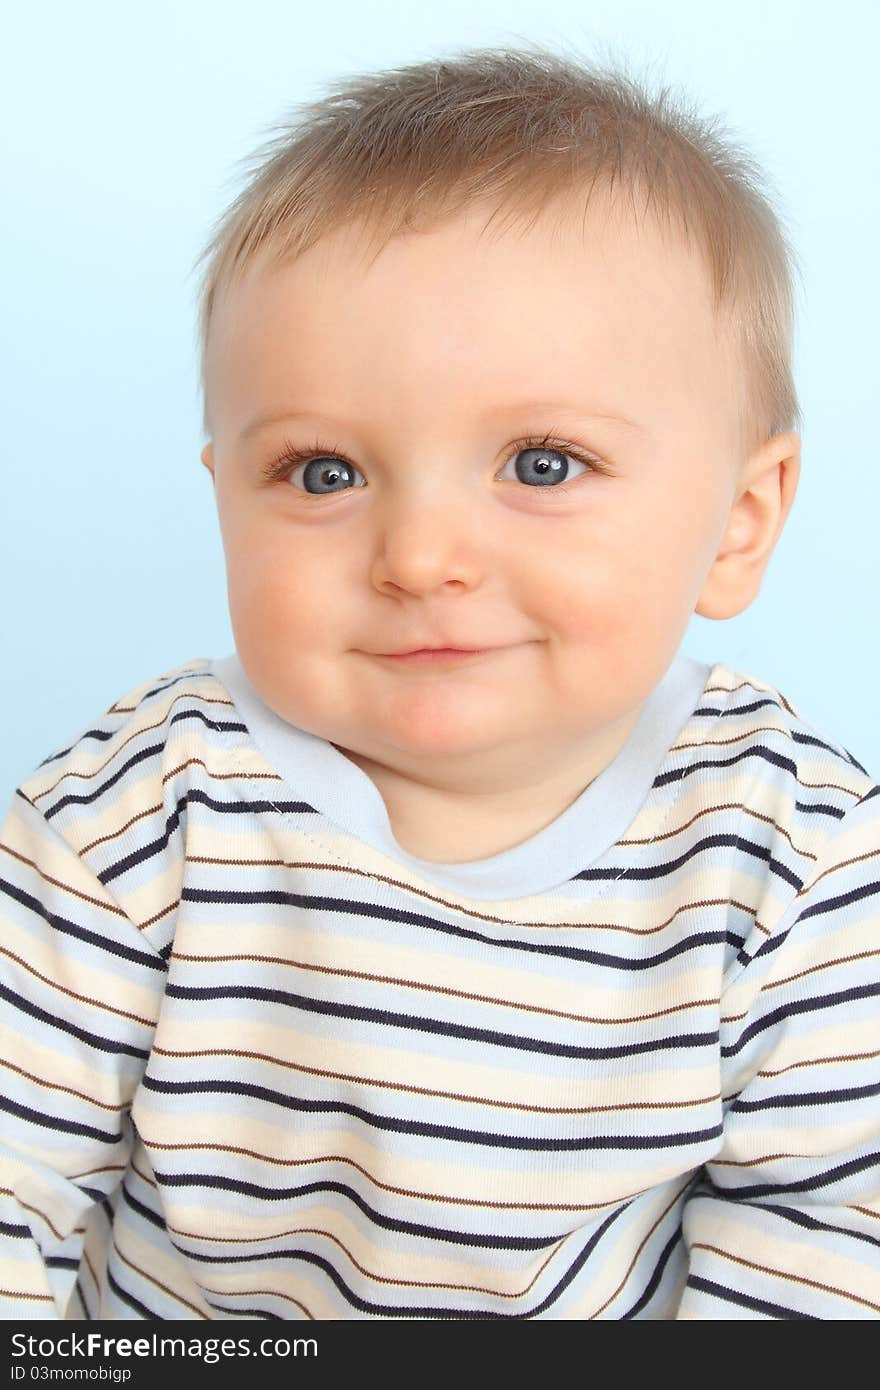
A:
[239, 409, 327, 443]
[239, 402, 645, 444]
[482, 399, 645, 433]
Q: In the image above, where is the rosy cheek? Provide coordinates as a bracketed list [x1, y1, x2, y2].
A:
[526, 535, 637, 634]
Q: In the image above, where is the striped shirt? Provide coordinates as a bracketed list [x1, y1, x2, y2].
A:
[1, 650, 879, 1320]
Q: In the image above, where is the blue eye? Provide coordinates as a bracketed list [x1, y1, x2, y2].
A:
[293, 457, 366, 494]
[499, 446, 590, 487]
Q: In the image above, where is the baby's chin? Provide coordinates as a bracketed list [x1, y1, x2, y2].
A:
[357, 683, 521, 756]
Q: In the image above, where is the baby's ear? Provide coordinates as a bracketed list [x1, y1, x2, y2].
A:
[694, 430, 801, 620]
[200, 443, 215, 479]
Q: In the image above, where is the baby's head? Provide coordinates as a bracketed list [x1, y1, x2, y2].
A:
[194, 44, 801, 797]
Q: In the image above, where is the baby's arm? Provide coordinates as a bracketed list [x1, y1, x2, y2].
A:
[677, 787, 880, 1318]
[0, 790, 165, 1318]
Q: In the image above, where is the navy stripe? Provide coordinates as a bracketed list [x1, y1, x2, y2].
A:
[100, 798, 186, 885]
[0, 1093, 121, 1144]
[141, 1073, 723, 1150]
[0, 983, 152, 1059]
[99, 788, 314, 885]
[0, 1222, 30, 1239]
[576, 833, 802, 891]
[794, 730, 868, 763]
[722, 982, 880, 1057]
[172, 1203, 627, 1319]
[620, 1224, 684, 1319]
[45, 743, 171, 819]
[105, 1267, 160, 1320]
[756, 1202, 880, 1253]
[710, 1149, 880, 1201]
[149, 1172, 563, 1251]
[36, 671, 225, 765]
[730, 1079, 880, 1113]
[44, 710, 251, 820]
[694, 697, 786, 720]
[521, 1206, 630, 1318]
[685, 1273, 816, 1319]
[121, 1185, 167, 1233]
[656, 744, 798, 786]
[0, 879, 166, 971]
[178, 889, 738, 970]
[205, 1299, 285, 1319]
[798, 878, 880, 923]
[72, 1282, 92, 1320]
[161, 983, 721, 1061]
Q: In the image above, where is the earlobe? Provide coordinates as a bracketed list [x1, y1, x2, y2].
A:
[200, 443, 215, 479]
[694, 431, 801, 621]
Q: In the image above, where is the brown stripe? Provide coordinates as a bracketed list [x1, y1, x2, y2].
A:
[68, 1164, 127, 1182]
[169, 950, 720, 1028]
[762, 946, 880, 994]
[0, 1187, 86, 1245]
[77, 754, 269, 858]
[711, 1152, 806, 1169]
[676, 692, 864, 792]
[619, 801, 810, 857]
[803, 844, 880, 893]
[202, 1220, 563, 1299]
[702, 675, 802, 720]
[702, 677, 769, 697]
[1, 831, 175, 936]
[675, 724, 805, 753]
[112, 1237, 208, 1319]
[0, 1290, 54, 1302]
[198, 1281, 314, 1318]
[136, 1138, 651, 1213]
[181, 854, 775, 934]
[34, 680, 225, 798]
[0, 1057, 124, 1113]
[690, 1241, 880, 1314]
[852, 1205, 880, 1223]
[80, 759, 218, 854]
[78, 799, 165, 855]
[83, 1248, 100, 1292]
[106, 665, 218, 713]
[758, 1046, 880, 1078]
[586, 1178, 693, 1318]
[130, 1157, 158, 1189]
[1, 946, 155, 1028]
[1, 841, 128, 921]
[724, 947, 880, 1023]
[150, 1043, 720, 1115]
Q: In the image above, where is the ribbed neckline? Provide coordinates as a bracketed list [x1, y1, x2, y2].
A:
[209, 650, 713, 898]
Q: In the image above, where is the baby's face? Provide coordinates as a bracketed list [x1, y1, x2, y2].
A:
[202, 195, 745, 793]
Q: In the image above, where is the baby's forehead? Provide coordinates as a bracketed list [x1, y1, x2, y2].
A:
[233, 212, 729, 407]
[237, 192, 720, 330]
[206, 192, 746, 455]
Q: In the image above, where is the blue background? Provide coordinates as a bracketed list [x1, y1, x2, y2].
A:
[2, 0, 878, 794]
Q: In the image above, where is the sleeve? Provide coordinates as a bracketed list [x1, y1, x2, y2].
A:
[0, 788, 167, 1319]
[676, 786, 880, 1319]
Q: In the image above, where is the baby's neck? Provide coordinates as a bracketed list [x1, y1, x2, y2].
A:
[340, 705, 644, 863]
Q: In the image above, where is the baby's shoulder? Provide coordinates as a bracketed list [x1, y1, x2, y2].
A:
[698, 663, 879, 994]
[16, 658, 239, 934]
[699, 660, 877, 858]
[19, 657, 231, 805]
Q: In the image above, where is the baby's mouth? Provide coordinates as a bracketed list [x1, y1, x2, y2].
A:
[371, 646, 503, 665]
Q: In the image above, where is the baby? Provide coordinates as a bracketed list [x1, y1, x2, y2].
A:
[2, 45, 878, 1321]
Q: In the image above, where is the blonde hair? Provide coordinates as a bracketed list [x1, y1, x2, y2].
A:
[192, 40, 802, 450]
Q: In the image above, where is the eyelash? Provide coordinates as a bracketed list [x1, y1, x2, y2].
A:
[258, 431, 611, 492]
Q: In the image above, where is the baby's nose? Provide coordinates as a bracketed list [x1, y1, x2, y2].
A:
[369, 489, 485, 597]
